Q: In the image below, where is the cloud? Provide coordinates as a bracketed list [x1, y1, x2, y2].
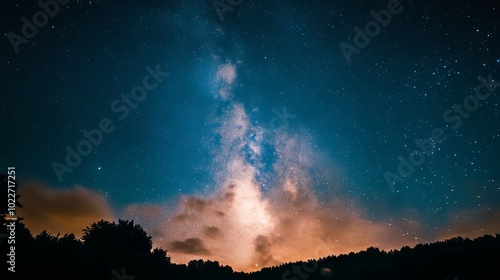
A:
[17, 181, 114, 238]
[169, 238, 212, 255]
[203, 226, 222, 239]
[185, 197, 211, 212]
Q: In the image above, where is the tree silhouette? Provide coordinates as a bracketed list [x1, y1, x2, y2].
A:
[81, 219, 153, 278]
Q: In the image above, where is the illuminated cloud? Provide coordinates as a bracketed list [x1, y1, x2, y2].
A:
[203, 226, 222, 239]
[17, 181, 114, 238]
[169, 238, 212, 255]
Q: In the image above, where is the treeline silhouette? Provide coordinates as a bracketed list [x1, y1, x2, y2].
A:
[1, 174, 499, 280]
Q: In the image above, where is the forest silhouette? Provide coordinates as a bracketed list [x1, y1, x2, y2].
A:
[1, 174, 499, 280]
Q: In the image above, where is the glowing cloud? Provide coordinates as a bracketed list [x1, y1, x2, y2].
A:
[18, 181, 115, 238]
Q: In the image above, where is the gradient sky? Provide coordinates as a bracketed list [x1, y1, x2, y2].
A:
[1, 0, 500, 272]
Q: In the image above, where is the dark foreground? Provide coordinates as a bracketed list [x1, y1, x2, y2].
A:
[1, 218, 499, 280]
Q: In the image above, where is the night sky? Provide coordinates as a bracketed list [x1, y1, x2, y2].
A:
[1, 0, 500, 272]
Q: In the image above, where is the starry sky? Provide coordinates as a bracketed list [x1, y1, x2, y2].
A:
[1, 0, 500, 272]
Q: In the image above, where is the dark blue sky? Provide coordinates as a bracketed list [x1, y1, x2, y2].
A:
[1, 0, 499, 271]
